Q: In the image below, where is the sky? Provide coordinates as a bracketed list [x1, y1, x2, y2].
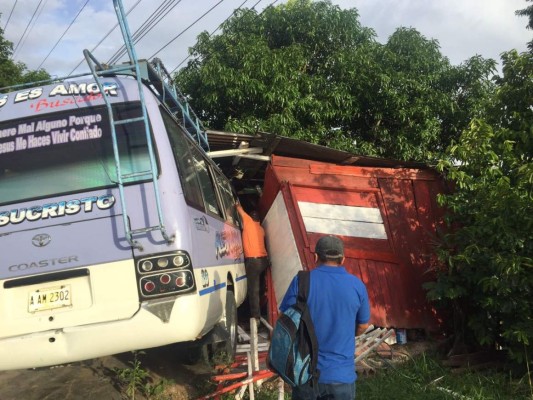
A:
[0, 0, 530, 79]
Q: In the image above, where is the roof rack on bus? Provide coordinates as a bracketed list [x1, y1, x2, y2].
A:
[148, 57, 209, 152]
[79, 55, 209, 153]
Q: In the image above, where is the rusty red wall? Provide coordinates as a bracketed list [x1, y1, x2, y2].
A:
[260, 155, 447, 331]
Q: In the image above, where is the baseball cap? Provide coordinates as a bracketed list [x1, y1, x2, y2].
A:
[315, 235, 344, 259]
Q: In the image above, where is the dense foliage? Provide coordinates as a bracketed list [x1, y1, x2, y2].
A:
[0, 25, 49, 89]
[175, 0, 533, 361]
[427, 50, 533, 358]
[175, 0, 495, 163]
[174, 0, 533, 359]
[516, 0, 533, 51]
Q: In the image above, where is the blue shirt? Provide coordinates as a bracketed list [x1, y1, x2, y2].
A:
[279, 265, 370, 384]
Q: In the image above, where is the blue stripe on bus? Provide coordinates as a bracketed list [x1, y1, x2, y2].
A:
[236, 275, 247, 282]
[199, 281, 227, 296]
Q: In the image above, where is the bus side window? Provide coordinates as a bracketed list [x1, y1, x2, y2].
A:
[215, 172, 240, 228]
[188, 146, 223, 219]
[161, 110, 204, 209]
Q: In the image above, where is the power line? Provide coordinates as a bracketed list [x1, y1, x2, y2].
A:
[3, 0, 17, 31]
[170, 0, 281, 74]
[68, 0, 143, 76]
[148, 0, 226, 60]
[108, 0, 183, 65]
[108, 0, 174, 64]
[37, 0, 90, 70]
[170, 0, 260, 73]
[15, 0, 49, 58]
[13, 0, 44, 55]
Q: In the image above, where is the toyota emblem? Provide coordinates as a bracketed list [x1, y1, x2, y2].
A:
[32, 234, 51, 247]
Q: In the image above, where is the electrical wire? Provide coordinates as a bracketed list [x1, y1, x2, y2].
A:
[170, 0, 260, 73]
[169, 0, 281, 74]
[36, 0, 90, 70]
[108, 0, 176, 63]
[148, 0, 226, 60]
[107, 0, 182, 65]
[3, 0, 17, 31]
[12, 0, 44, 55]
[15, 0, 49, 57]
[68, 0, 143, 75]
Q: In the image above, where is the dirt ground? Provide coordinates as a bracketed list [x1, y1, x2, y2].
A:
[0, 344, 214, 400]
[0, 337, 436, 400]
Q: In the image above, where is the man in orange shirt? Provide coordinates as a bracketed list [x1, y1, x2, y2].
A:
[236, 203, 269, 319]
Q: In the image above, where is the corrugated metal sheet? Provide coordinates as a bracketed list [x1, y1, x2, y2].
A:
[206, 130, 431, 185]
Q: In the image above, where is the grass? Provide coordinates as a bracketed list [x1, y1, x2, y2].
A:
[113, 351, 174, 400]
[357, 351, 533, 400]
[222, 351, 533, 400]
[114, 348, 532, 399]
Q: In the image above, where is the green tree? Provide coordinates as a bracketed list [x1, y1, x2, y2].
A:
[177, 0, 375, 149]
[516, 0, 533, 51]
[350, 28, 495, 161]
[0, 24, 49, 89]
[427, 50, 533, 358]
[176, 0, 494, 162]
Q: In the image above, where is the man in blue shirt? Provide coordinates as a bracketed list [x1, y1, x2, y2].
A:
[280, 235, 371, 400]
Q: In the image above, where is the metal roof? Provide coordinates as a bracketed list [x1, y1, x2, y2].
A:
[206, 129, 431, 185]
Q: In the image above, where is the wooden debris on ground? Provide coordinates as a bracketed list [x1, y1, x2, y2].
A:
[196, 318, 280, 400]
[442, 350, 508, 374]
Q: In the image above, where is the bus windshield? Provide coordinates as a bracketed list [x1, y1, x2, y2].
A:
[0, 102, 154, 206]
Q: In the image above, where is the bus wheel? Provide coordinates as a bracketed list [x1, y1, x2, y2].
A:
[223, 289, 237, 360]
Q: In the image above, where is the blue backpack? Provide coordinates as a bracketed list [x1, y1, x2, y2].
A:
[268, 271, 319, 387]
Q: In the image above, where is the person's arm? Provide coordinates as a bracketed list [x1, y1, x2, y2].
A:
[355, 283, 371, 336]
[235, 203, 251, 226]
[356, 322, 370, 336]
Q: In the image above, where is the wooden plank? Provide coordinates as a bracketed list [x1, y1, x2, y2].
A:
[262, 190, 304, 310]
[309, 163, 440, 181]
[292, 187, 396, 262]
[442, 350, 507, 367]
[274, 166, 379, 190]
[360, 259, 388, 327]
[370, 259, 395, 326]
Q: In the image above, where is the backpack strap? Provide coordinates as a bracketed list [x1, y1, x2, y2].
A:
[297, 270, 309, 304]
[297, 270, 320, 387]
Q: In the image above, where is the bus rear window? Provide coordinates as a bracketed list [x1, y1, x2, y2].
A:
[0, 102, 154, 206]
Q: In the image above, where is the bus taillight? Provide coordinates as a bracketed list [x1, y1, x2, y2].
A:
[172, 255, 186, 267]
[144, 281, 156, 293]
[141, 260, 153, 272]
[175, 274, 185, 287]
[157, 258, 169, 268]
[135, 251, 196, 299]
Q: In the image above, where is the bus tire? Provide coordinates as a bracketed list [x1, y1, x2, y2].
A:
[223, 289, 237, 360]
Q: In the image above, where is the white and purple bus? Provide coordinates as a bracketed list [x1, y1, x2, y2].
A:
[0, 62, 247, 370]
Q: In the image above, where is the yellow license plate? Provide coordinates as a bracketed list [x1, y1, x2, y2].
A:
[28, 285, 72, 312]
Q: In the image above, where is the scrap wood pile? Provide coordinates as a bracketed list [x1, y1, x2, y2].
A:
[196, 351, 278, 400]
[196, 318, 281, 400]
[355, 325, 405, 373]
[197, 322, 403, 399]
[442, 350, 508, 373]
